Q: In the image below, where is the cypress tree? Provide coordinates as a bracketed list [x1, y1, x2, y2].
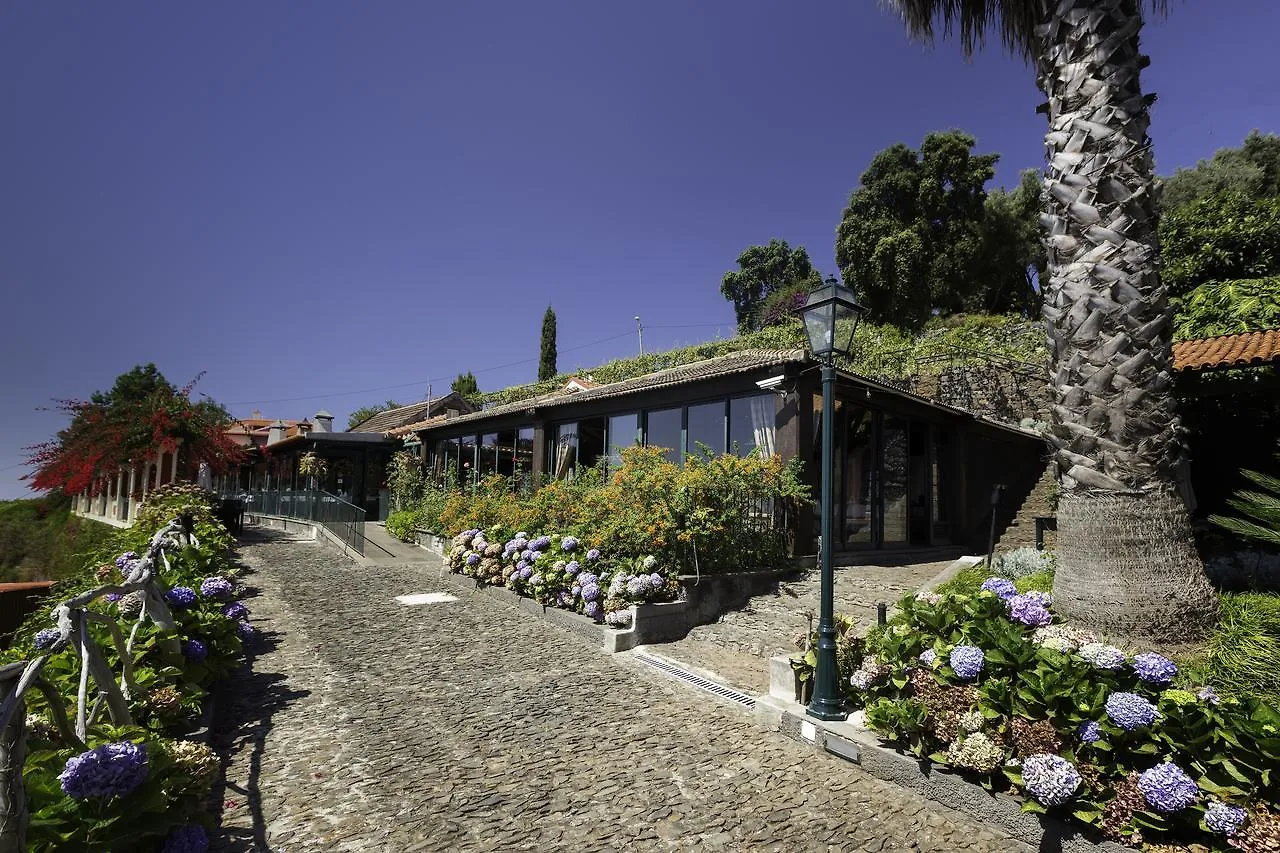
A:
[538, 306, 557, 381]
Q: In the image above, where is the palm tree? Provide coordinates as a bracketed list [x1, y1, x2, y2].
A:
[881, 0, 1218, 640]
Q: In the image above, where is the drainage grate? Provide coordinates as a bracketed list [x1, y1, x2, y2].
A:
[633, 652, 756, 709]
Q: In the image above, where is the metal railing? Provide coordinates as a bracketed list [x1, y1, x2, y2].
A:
[227, 489, 367, 555]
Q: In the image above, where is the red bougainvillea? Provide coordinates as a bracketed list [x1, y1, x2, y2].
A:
[25, 365, 246, 495]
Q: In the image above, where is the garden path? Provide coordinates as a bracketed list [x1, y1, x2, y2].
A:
[209, 530, 1028, 852]
[651, 560, 954, 697]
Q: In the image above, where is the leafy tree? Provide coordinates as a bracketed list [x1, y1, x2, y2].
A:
[346, 399, 402, 430]
[720, 239, 819, 332]
[1161, 130, 1280, 211]
[25, 367, 243, 496]
[1161, 193, 1280, 299]
[451, 371, 481, 405]
[835, 131, 1001, 327]
[539, 307, 557, 381]
[976, 169, 1047, 317]
[881, 0, 1218, 640]
[1175, 277, 1280, 340]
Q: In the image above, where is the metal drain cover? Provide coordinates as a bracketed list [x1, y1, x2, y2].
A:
[634, 652, 757, 709]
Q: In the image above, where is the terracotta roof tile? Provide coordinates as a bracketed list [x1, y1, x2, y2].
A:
[1173, 330, 1280, 373]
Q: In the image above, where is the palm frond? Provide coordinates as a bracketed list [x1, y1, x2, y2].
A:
[878, 0, 1170, 61]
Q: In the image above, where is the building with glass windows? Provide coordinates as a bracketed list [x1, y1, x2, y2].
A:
[391, 348, 1047, 557]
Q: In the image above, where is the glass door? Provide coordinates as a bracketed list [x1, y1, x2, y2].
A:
[880, 416, 909, 545]
[842, 406, 874, 547]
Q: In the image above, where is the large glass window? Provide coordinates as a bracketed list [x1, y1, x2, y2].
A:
[480, 433, 499, 476]
[459, 435, 478, 486]
[645, 407, 683, 462]
[729, 394, 776, 457]
[439, 438, 460, 483]
[607, 413, 639, 469]
[552, 423, 578, 479]
[515, 427, 535, 490]
[686, 401, 725, 460]
[496, 429, 516, 478]
[578, 417, 606, 470]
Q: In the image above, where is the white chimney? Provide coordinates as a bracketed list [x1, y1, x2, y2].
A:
[314, 410, 334, 433]
[267, 419, 287, 444]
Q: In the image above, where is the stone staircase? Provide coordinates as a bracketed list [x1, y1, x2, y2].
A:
[994, 463, 1058, 554]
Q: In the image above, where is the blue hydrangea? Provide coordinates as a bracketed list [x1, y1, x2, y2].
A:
[529, 536, 552, 551]
[1023, 590, 1053, 607]
[580, 583, 601, 603]
[114, 551, 139, 571]
[162, 824, 209, 853]
[166, 587, 197, 609]
[565, 561, 580, 576]
[571, 585, 581, 596]
[1132, 652, 1178, 685]
[200, 577, 235, 601]
[1079, 643, 1127, 671]
[1020, 754, 1081, 807]
[1138, 762, 1199, 813]
[182, 639, 208, 662]
[586, 548, 601, 561]
[1077, 721, 1102, 743]
[980, 577, 1017, 599]
[58, 742, 148, 799]
[518, 567, 533, 580]
[34, 628, 61, 650]
[465, 553, 481, 566]
[521, 550, 533, 562]
[577, 573, 598, 587]
[561, 536, 579, 552]
[236, 622, 257, 643]
[918, 648, 937, 666]
[1006, 594, 1053, 627]
[105, 593, 122, 603]
[649, 572, 664, 588]
[584, 601, 602, 619]
[222, 602, 249, 621]
[949, 645, 985, 680]
[512, 537, 528, 551]
[1105, 692, 1159, 730]
[1204, 801, 1248, 835]
[626, 577, 646, 597]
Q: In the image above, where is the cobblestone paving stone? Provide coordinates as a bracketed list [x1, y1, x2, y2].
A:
[656, 562, 952, 696]
[211, 530, 1028, 853]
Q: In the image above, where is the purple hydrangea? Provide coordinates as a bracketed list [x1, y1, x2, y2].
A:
[561, 536, 579, 552]
[1006, 594, 1053, 628]
[34, 628, 61, 650]
[557, 591, 574, 608]
[1021, 754, 1081, 807]
[565, 561, 580, 576]
[1132, 652, 1178, 685]
[114, 551, 139, 571]
[162, 824, 210, 853]
[1079, 643, 1127, 671]
[518, 567, 533, 580]
[236, 622, 257, 643]
[649, 572, 664, 588]
[949, 645, 985, 680]
[1197, 686, 1221, 706]
[58, 742, 148, 799]
[222, 602, 249, 621]
[529, 536, 552, 552]
[166, 587, 197, 609]
[105, 593, 123, 603]
[182, 639, 208, 662]
[626, 577, 646, 597]
[1077, 721, 1102, 743]
[512, 537, 528, 551]
[465, 553, 481, 567]
[577, 573, 599, 587]
[580, 583, 601, 603]
[1023, 590, 1053, 607]
[199, 577, 235, 601]
[520, 550, 533, 562]
[919, 648, 937, 666]
[980, 577, 1017, 599]
[571, 585, 581, 596]
[1138, 762, 1199, 813]
[1105, 692, 1159, 730]
[584, 601, 602, 620]
[585, 548, 601, 561]
[1205, 801, 1248, 835]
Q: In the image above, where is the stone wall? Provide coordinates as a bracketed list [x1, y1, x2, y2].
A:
[915, 365, 1051, 426]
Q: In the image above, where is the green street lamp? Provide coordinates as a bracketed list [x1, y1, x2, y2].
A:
[798, 274, 866, 721]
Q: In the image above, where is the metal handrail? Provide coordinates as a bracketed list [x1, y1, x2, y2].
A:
[223, 488, 367, 556]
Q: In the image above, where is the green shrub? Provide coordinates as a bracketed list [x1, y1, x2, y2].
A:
[1179, 592, 1280, 704]
[994, 546, 1056, 579]
[385, 510, 418, 542]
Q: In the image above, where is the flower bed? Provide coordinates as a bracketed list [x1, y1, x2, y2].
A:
[447, 529, 677, 626]
[3, 484, 255, 852]
[836, 583, 1280, 850]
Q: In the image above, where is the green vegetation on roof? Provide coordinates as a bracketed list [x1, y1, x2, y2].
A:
[480, 314, 1047, 409]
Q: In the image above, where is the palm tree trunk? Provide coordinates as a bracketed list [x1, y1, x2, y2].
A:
[1037, 0, 1217, 640]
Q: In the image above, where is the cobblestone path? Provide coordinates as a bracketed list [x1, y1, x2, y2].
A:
[655, 561, 953, 696]
[211, 530, 1028, 853]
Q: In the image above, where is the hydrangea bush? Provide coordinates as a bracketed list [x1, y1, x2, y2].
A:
[848, 582, 1280, 848]
[448, 528, 679, 625]
[3, 483, 255, 852]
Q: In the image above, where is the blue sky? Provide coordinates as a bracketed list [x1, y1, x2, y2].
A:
[2, 1, 1277, 499]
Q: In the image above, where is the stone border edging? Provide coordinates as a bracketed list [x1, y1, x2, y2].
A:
[753, 695, 1128, 853]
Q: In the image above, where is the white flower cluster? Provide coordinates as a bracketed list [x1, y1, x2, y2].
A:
[946, 733, 1003, 772]
[1031, 624, 1097, 654]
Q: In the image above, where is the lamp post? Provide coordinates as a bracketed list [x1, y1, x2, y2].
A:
[797, 274, 866, 721]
